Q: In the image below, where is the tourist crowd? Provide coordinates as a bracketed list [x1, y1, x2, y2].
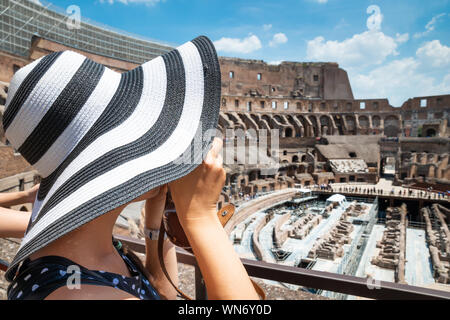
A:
[310, 184, 449, 200]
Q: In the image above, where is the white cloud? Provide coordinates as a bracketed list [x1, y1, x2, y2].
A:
[213, 35, 262, 54]
[416, 40, 450, 68]
[28, 0, 42, 5]
[100, 0, 164, 6]
[395, 33, 409, 44]
[269, 33, 288, 47]
[306, 30, 398, 69]
[263, 24, 272, 31]
[304, 7, 448, 106]
[351, 56, 450, 106]
[414, 13, 446, 38]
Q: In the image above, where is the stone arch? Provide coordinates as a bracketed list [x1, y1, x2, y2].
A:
[219, 113, 234, 130]
[286, 115, 303, 137]
[285, 127, 293, 137]
[238, 113, 259, 131]
[258, 115, 273, 131]
[384, 115, 400, 137]
[308, 115, 319, 137]
[261, 114, 273, 125]
[230, 173, 241, 188]
[286, 164, 297, 177]
[425, 128, 436, 137]
[274, 115, 286, 124]
[249, 170, 259, 182]
[320, 115, 332, 135]
[297, 165, 306, 173]
[372, 115, 381, 127]
[225, 112, 246, 130]
[358, 115, 370, 135]
[296, 115, 311, 137]
[345, 115, 357, 135]
[359, 115, 369, 128]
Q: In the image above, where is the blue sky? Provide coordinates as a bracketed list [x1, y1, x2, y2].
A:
[44, 0, 449, 106]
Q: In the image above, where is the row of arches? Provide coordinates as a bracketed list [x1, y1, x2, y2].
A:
[218, 112, 401, 137]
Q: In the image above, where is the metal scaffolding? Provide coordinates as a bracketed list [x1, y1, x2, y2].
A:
[0, 0, 173, 63]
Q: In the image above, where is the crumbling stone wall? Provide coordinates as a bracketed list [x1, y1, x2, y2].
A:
[252, 213, 273, 261]
[371, 204, 407, 283]
[233, 217, 256, 244]
[288, 214, 323, 240]
[321, 201, 337, 218]
[422, 204, 450, 284]
[308, 212, 353, 260]
[273, 213, 291, 248]
[220, 58, 351, 100]
[344, 201, 369, 217]
[1, 37, 448, 211]
[397, 142, 450, 184]
[273, 213, 323, 249]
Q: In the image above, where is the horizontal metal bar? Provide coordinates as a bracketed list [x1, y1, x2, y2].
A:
[239, 258, 450, 300]
[113, 234, 198, 266]
[114, 235, 450, 300]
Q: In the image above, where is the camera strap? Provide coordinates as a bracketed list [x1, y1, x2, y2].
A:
[157, 204, 266, 300]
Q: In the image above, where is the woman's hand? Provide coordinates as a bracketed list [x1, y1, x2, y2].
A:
[167, 138, 259, 300]
[25, 184, 40, 204]
[168, 137, 225, 228]
[0, 183, 40, 208]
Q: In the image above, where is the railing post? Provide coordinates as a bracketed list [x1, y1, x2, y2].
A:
[194, 265, 207, 300]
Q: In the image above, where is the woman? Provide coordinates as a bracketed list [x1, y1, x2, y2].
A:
[3, 36, 259, 300]
[8, 138, 258, 300]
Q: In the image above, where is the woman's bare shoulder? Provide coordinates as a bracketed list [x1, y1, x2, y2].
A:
[45, 284, 140, 300]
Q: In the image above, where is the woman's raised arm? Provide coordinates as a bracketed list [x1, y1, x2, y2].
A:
[169, 138, 259, 300]
[0, 184, 39, 208]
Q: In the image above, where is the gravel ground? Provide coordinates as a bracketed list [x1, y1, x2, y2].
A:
[0, 238, 21, 300]
[0, 236, 327, 300]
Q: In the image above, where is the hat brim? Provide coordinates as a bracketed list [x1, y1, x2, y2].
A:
[5, 36, 221, 281]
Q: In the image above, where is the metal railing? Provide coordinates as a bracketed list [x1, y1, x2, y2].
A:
[113, 235, 450, 300]
[1, 234, 449, 300]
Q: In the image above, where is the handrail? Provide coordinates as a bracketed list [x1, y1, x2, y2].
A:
[114, 234, 450, 300]
[1, 234, 448, 300]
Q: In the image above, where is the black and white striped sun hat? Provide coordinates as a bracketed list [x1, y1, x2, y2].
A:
[3, 36, 221, 281]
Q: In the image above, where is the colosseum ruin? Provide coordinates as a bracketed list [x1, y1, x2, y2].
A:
[0, 0, 449, 300]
